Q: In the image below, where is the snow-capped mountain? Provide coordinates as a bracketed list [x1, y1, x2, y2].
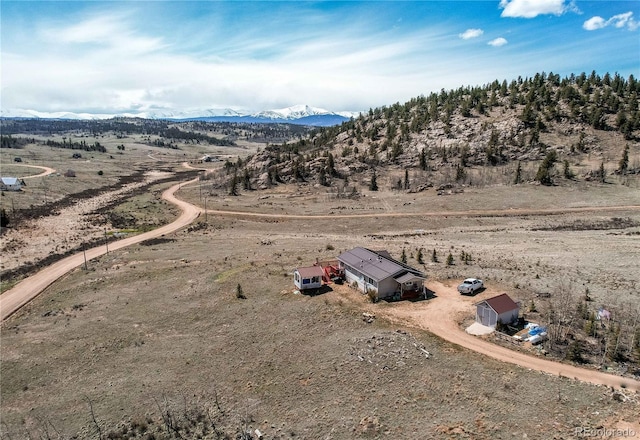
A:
[1, 105, 361, 127]
[253, 104, 332, 120]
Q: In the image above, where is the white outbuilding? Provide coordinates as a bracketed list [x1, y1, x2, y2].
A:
[475, 293, 520, 328]
[0, 177, 26, 191]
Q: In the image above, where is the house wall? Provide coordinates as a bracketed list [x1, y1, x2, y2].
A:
[0, 183, 21, 191]
[377, 278, 398, 298]
[476, 304, 519, 327]
[341, 261, 401, 299]
[343, 266, 382, 296]
[476, 303, 498, 327]
[497, 309, 519, 325]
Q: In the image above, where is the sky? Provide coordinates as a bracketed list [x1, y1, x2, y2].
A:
[1, 0, 639, 115]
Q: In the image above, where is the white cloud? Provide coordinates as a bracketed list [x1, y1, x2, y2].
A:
[499, 0, 568, 18]
[1, 12, 458, 113]
[584, 12, 639, 31]
[583, 16, 606, 31]
[488, 37, 508, 47]
[459, 28, 484, 39]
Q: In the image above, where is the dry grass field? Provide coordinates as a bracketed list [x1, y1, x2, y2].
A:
[2, 141, 640, 439]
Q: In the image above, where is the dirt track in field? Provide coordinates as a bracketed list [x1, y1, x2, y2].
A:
[203, 204, 640, 219]
[13, 164, 57, 179]
[0, 178, 201, 321]
[2, 177, 639, 391]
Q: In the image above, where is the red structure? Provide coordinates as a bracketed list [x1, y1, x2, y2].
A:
[315, 260, 344, 283]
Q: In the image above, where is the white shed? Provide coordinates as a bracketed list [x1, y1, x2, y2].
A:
[294, 266, 324, 291]
[0, 177, 26, 191]
[475, 293, 519, 328]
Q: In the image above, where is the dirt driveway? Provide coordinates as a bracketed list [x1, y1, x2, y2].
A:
[358, 281, 640, 391]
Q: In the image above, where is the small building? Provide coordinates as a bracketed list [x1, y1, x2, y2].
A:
[0, 177, 26, 191]
[475, 293, 520, 328]
[293, 266, 324, 291]
[337, 247, 426, 301]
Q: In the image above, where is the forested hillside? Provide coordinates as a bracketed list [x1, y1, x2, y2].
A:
[223, 71, 639, 192]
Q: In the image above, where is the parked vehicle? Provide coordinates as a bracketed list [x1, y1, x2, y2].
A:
[14, 157, 22, 162]
[457, 278, 484, 294]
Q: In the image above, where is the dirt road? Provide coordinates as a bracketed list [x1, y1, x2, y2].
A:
[2, 182, 639, 391]
[13, 164, 56, 179]
[365, 281, 640, 391]
[0, 178, 201, 321]
[205, 204, 640, 220]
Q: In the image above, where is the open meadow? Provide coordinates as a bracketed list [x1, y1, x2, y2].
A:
[2, 139, 640, 439]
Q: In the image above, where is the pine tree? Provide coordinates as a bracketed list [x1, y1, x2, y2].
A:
[431, 249, 438, 263]
[419, 148, 428, 170]
[229, 170, 239, 196]
[369, 170, 378, 191]
[446, 253, 454, 266]
[566, 340, 584, 363]
[599, 162, 606, 183]
[535, 150, 557, 185]
[416, 248, 424, 264]
[242, 169, 252, 190]
[514, 161, 523, 184]
[318, 167, 328, 186]
[618, 145, 629, 174]
[563, 160, 574, 179]
[401, 248, 407, 264]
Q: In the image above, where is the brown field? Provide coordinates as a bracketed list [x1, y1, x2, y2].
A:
[1, 141, 640, 439]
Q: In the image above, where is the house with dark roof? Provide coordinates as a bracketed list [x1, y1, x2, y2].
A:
[475, 293, 520, 328]
[293, 266, 324, 291]
[337, 247, 426, 300]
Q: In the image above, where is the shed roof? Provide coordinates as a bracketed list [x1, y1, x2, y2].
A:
[477, 293, 519, 315]
[1, 177, 21, 185]
[337, 247, 424, 282]
[296, 266, 324, 279]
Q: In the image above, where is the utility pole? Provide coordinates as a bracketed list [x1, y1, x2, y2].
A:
[82, 242, 88, 270]
[104, 227, 109, 254]
[204, 196, 207, 223]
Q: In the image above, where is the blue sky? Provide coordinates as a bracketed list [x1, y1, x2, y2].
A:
[1, 1, 639, 115]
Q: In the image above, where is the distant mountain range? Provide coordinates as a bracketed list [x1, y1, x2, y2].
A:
[0, 105, 360, 127]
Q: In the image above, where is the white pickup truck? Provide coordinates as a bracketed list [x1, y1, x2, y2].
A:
[457, 278, 484, 294]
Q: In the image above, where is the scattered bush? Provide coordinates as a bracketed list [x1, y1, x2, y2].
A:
[367, 288, 378, 303]
[235, 283, 246, 299]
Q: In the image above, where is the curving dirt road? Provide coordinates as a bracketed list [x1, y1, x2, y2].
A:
[12, 164, 56, 179]
[2, 179, 639, 391]
[358, 281, 640, 391]
[0, 178, 201, 321]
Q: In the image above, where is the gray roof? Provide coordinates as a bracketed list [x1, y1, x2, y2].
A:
[395, 272, 426, 283]
[1, 177, 21, 185]
[337, 247, 424, 282]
